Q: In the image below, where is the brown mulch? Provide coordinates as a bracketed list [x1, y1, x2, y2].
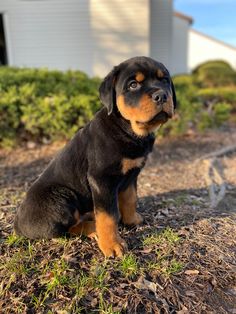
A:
[0, 127, 236, 313]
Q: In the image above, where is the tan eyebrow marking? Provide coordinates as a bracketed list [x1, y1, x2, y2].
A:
[135, 72, 145, 82]
[157, 69, 164, 78]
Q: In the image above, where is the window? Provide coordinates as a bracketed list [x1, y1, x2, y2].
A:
[0, 14, 7, 65]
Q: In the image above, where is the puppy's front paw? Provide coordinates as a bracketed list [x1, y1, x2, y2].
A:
[123, 212, 143, 226]
[98, 236, 127, 258]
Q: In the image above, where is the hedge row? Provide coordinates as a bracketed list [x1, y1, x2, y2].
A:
[193, 60, 236, 87]
[160, 60, 236, 136]
[0, 68, 101, 147]
[0, 61, 235, 147]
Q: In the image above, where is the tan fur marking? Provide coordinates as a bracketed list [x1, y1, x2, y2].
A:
[117, 94, 162, 136]
[117, 94, 158, 123]
[130, 121, 150, 136]
[157, 69, 164, 78]
[69, 221, 96, 238]
[118, 185, 143, 225]
[135, 72, 145, 82]
[117, 93, 174, 136]
[74, 209, 80, 221]
[95, 210, 127, 257]
[121, 157, 145, 174]
[145, 121, 164, 134]
[163, 95, 174, 118]
[69, 211, 96, 238]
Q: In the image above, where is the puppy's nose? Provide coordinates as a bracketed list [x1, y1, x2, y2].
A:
[152, 91, 168, 104]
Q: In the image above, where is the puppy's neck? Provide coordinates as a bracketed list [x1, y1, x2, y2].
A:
[106, 108, 155, 142]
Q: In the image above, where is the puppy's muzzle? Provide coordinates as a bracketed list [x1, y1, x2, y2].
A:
[151, 90, 173, 118]
[152, 90, 168, 105]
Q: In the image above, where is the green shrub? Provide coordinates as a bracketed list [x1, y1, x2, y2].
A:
[197, 87, 236, 111]
[160, 89, 232, 136]
[21, 94, 100, 140]
[193, 60, 236, 87]
[160, 90, 201, 136]
[0, 67, 101, 147]
[172, 75, 195, 91]
[161, 68, 236, 136]
[0, 67, 101, 97]
[0, 65, 234, 148]
[0, 86, 22, 146]
[197, 102, 232, 131]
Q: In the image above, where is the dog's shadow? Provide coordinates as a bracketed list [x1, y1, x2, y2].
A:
[122, 186, 236, 250]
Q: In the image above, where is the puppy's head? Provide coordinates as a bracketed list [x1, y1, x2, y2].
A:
[99, 56, 176, 136]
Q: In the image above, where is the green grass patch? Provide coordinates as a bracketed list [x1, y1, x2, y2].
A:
[41, 259, 72, 292]
[98, 293, 121, 314]
[5, 234, 27, 246]
[143, 227, 180, 247]
[118, 253, 139, 279]
[147, 258, 183, 276]
[0, 226, 184, 311]
[1, 248, 35, 276]
[143, 228, 183, 277]
[91, 263, 109, 289]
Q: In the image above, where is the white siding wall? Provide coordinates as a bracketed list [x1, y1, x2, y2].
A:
[0, 0, 93, 74]
[189, 29, 236, 71]
[90, 0, 149, 77]
[172, 15, 189, 74]
[150, 0, 173, 72]
[0, 0, 175, 77]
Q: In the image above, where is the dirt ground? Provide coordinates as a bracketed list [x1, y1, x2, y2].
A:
[0, 127, 236, 314]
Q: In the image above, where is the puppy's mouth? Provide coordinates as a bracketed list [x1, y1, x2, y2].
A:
[136, 111, 169, 126]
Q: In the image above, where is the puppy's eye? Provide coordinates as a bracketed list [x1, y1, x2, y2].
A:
[162, 77, 169, 84]
[128, 81, 141, 90]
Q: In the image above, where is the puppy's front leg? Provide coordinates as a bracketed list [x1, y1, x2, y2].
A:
[118, 183, 143, 226]
[88, 175, 127, 257]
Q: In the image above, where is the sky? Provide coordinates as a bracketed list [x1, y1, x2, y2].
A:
[174, 0, 236, 47]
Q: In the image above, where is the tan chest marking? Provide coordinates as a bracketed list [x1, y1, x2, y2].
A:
[121, 157, 145, 174]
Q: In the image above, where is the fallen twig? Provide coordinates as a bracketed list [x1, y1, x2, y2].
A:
[203, 158, 226, 208]
[199, 144, 236, 160]
[197, 144, 236, 208]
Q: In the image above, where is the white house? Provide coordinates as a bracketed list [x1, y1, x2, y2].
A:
[0, 0, 235, 77]
[172, 11, 193, 74]
[172, 10, 236, 73]
[0, 0, 174, 76]
[188, 29, 236, 72]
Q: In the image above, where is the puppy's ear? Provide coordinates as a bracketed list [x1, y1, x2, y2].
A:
[99, 66, 119, 115]
[171, 79, 177, 109]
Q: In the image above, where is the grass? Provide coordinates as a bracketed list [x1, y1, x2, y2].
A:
[75, 270, 91, 299]
[147, 258, 183, 276]
[118, 253, 139, 279]
[0, 228, 183, 311]
[3, 250, 32, 276]
[5, 233, 27, 246]
[91, 262, 109, 289]
[142, 228, 183, 276]
[6, 218, 231, 313]
[42, 259, 72, 291]
[142, 227, 180, 247]
[98, 293, 121, 314]
[1, 208, 235, 312]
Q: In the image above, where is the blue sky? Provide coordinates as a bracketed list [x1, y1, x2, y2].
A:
[174, 0, 236, 47]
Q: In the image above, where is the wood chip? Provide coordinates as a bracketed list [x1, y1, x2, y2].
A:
[184, 269, 199, 275]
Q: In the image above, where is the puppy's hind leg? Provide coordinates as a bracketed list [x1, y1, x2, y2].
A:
[69, 211, 96, 239]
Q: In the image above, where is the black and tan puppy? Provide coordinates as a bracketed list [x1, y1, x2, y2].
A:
[14, 56, 176, 257]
